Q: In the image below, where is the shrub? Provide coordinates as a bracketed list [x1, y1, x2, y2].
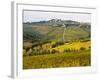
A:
[41, 50, 50, 55]
[23, 49, 26, 54]
[51, 41, 57, 48]
[89, 46, 91, 49]
[81, 39, 90, 42]
[51, 44, 56, 48]
[28, 53, 33, 56]
[27, 48, 33, 54]
[80, 47, 86, 51]
[51, 49, 58, 54]
[51, 41, 64, 48]
[64, 49, 71, 52]
[56, 41, 64, 46]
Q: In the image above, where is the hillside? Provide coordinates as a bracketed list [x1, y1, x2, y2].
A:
[23, 19, 91, 46]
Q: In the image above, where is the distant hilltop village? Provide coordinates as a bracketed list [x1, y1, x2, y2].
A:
[48, 19, 80, 26]
[49, 19, 62, 22]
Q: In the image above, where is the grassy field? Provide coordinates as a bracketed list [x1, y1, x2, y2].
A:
[53, 41, 90, 52]
[23, 50, 90, 69]
[23, 41, 91, 69]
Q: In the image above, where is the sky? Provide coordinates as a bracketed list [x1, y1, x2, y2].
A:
[23, 10, 91, 23]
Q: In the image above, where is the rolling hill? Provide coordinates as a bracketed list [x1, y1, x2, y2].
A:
[23, 19, 91, 46]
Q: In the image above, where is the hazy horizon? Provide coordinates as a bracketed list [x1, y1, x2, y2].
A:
[23, 10, 91, 23]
